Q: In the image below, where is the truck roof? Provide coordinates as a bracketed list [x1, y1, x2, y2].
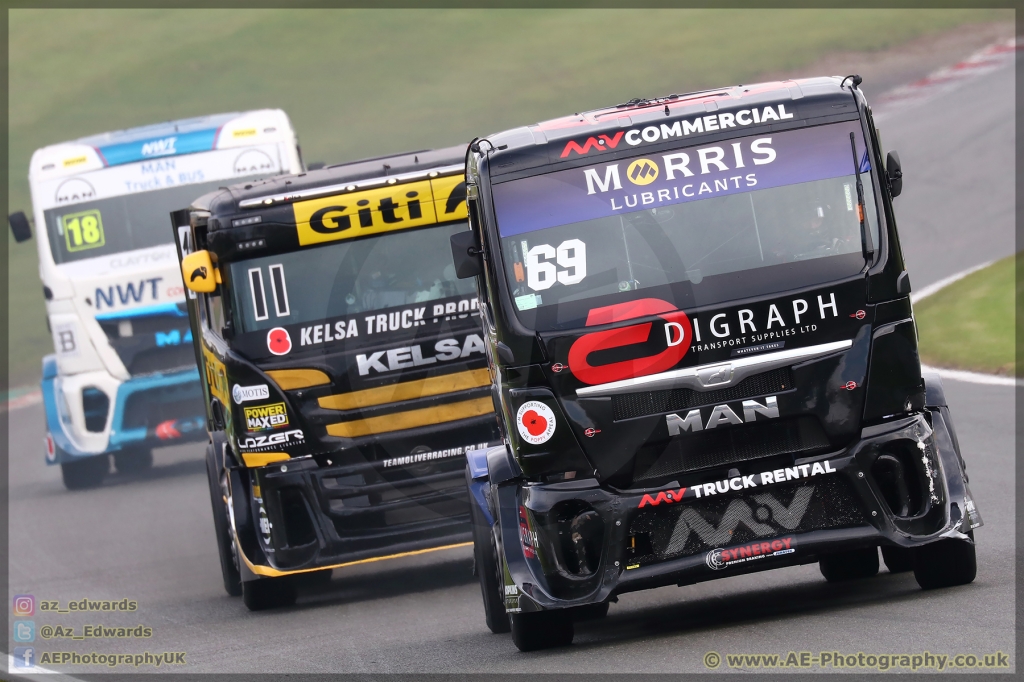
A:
[29, 109, 294, 180]
[192, 143, 468, 228]
[479, 76, 864, 179]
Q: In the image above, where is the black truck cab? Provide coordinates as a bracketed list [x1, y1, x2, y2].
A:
[453, 77, 982, 650]
[174, 145, 501, 610]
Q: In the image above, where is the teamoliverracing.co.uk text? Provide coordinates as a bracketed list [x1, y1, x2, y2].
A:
[704, 650, 1010, 671]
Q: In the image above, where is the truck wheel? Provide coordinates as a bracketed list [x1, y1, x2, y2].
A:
[468, 473, 510, 634]
[819, 546, 879, 582]
[61, 455, 108, 490]
[206, 443, 242, 597]
[113, 448, 153, 475]
[881, 546, 915, 573]
[510, 610, 574, 651]
[913, 533, 976, 590]
[242, 577, 297, 611]
[571, 602, 610, 620]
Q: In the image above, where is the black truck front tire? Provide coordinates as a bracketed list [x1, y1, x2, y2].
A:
[61, 455, 108, 490]
[206, 443, 242, 597]
[468, 472, 510, 634]
[113, 447, 153, 475]
[881, 546, 915, 573]
[819, 546, 880, 582]
[913, 533, 977, 590]
[510, 610, 574, 652]
[242, 577, 297, 611]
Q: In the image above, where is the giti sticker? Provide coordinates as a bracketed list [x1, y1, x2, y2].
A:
[292, 174, 467, 246]
[516, 400, 556, 445]
[243, 402, 289, 432]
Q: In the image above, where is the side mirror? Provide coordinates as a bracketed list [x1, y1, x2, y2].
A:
[886, 151, 903, 198]
[450, 230, 483, 279]
[182, 250, 218, 293]
[9, 211, 32, 242]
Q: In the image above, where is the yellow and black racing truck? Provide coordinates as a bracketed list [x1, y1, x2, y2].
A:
[172, 145, 500, 609]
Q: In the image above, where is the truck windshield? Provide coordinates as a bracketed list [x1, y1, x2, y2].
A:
[491, 120, 879, 331]
[229, 222, 477, 335]
[44, 177, 258, 265]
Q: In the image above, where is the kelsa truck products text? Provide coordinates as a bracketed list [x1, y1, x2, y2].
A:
[175, 145, 500, 610]
[452, 76, 981, 651]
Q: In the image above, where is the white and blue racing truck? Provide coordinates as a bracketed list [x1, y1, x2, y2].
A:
[10, 110, 302, 489]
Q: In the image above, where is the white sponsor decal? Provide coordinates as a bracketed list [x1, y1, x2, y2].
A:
[355, 334, 485, 376]
[238, 429, 304, 452]
[232, 383, 270, 404]
[516, 400, 556, 445]
[382, 441, 491, 469]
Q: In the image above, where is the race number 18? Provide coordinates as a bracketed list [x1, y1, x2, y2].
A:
[526, 239, 587, 291]
[61, 209, 105, 252]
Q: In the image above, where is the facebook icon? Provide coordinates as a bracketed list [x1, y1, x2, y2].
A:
[13, 646, 35, 668]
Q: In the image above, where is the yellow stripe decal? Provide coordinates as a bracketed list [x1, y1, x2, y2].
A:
[241, 452, 290, 468]
[318, 368, 490, 411]
[267, 368, 332, 390]
[326, 397, 493, 438]
[235, 536, 472, 578]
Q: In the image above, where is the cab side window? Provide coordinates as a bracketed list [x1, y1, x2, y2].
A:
[207, 293, 226, 334]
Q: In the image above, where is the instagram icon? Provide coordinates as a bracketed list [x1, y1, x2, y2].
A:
[13, 595, 35, 616]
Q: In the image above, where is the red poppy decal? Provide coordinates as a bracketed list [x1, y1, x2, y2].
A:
[267, 327, 292, 356]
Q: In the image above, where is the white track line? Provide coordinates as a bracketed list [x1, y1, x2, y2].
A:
[873, 36, 1020, 121]
[911, 260, 995, 304]
[922, 365, 1021, 388]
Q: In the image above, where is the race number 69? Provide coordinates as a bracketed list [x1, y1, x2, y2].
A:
[526, 239, 587, 291]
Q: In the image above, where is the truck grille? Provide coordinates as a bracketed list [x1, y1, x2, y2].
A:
[612, 368, 792, 421]
[636, 416, 830, 482]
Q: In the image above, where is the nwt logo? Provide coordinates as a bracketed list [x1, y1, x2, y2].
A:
[141, 137, 177, 157]
[560, 132, 624, 158]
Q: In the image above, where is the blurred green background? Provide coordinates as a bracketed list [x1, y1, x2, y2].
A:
[7, 8, 1008, 386]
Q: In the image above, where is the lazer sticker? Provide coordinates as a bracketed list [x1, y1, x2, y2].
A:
[267, 327, 291, 355]
[706, 536, 796, 570]
[516, 401, 556, 445]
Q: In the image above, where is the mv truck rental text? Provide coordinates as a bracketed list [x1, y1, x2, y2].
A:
[175, 146, 500, 610]
[10, 110, 301, 489]
[450, 76, 982, 651]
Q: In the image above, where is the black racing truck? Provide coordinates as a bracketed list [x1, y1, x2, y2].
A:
[173, 145, 500, 610]
[451, 76, 982, 651]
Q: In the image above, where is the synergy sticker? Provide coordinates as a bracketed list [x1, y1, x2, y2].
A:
[267, 327, 292, 355]
[516, 401, 556, 445]
[706, 536, 796, 571]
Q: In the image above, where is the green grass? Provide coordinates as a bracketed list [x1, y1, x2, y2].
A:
[7, 8, 1008, 385]
[916, 253, 1018, 376]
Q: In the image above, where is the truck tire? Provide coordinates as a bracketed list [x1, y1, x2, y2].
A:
[242, 577, 297, 611]
[468, 471, 510, 634]
[881, 546, 915, 573]
[510, 610, 574, 651]
[61, 455, 108, 490]
[571, 601, 610, 620]
[114, 447, 153, 475]
[913, 533, 976, 590]
[206, 443, 242, 597]
[819, 546, 879, 582]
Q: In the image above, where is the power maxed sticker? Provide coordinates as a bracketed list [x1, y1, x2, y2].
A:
[516, 401, 556, 445]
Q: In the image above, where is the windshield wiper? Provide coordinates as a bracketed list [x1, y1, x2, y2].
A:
[849, 131, 874, 260]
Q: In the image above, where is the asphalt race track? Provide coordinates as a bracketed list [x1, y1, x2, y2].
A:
[7, 61, 1015, 674]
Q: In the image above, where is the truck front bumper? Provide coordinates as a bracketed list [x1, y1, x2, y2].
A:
[480, 410, 982, 613]
[42, 354, 206, 463]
